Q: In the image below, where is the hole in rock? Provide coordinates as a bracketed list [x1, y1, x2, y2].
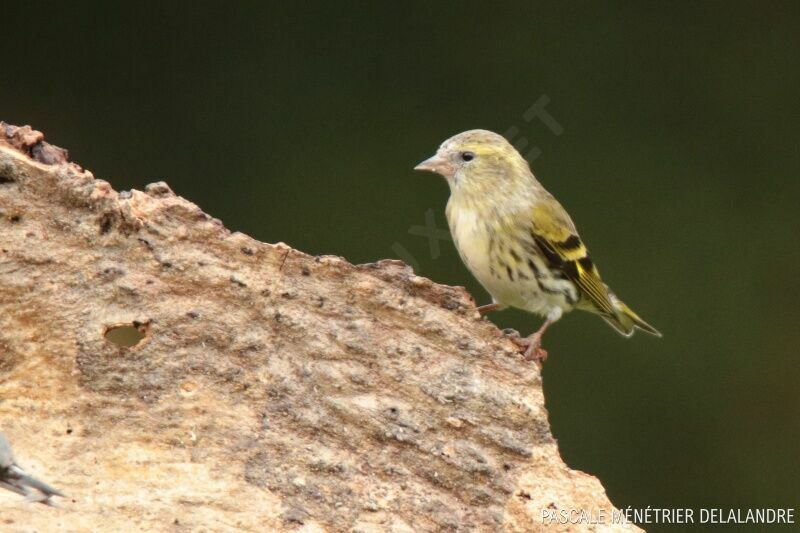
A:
[105, 324, 146, 347]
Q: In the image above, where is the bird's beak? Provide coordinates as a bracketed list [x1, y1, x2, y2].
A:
[414, 154, 452, 175]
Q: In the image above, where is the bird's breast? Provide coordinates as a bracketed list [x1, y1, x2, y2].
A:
[446, 200, 575, 315]
[446, 202, 493, 279]
[447, 202, 525, 306]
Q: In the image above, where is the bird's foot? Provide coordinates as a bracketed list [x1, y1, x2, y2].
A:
[522, 337, 548, 366]
[505, 330, 548, 367]
[476, 303, 501, 315]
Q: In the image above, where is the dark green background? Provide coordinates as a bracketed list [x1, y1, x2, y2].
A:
[4, 2, 798, 530]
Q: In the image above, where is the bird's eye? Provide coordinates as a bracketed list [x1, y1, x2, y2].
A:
[460, 151, 475, 162]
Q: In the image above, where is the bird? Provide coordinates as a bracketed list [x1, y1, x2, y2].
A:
[0, 432, 65, 506]
[414, 129, 660, 363]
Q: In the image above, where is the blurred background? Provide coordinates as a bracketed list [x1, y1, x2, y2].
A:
[3, 2, 798, 530]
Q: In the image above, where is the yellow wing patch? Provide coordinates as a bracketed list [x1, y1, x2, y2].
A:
[530, 201, 615, 315]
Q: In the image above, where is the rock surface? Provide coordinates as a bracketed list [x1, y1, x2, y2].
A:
[0, 124, 639, 532]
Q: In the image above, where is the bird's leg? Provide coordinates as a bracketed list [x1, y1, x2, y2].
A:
[476, 302, 501, 315]
[510, 308, 563, 366]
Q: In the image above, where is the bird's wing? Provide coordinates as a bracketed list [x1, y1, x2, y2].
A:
[12, 466, 65, 498]
[0, 479, 29, 497]
[0, 434, 65, 503]
[0, 433, 16, 468]
[529, 200, 615, 315]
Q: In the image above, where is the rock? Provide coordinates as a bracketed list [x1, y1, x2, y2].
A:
[0, 125, 639, 532]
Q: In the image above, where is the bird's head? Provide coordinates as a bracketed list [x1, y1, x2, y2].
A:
[414, 129, 532, 196]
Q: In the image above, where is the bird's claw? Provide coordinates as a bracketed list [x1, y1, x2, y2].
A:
[476, 303, 501, 316]
[523, 344, 548, 365]
[505, 330, 548, 367]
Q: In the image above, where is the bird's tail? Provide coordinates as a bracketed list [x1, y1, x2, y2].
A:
[602, 293, 662, 337]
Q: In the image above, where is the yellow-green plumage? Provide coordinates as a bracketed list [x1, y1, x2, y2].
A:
[415, 129, 660, 354]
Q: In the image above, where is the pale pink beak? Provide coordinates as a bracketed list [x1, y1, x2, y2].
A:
[414, 154, 453, 176]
